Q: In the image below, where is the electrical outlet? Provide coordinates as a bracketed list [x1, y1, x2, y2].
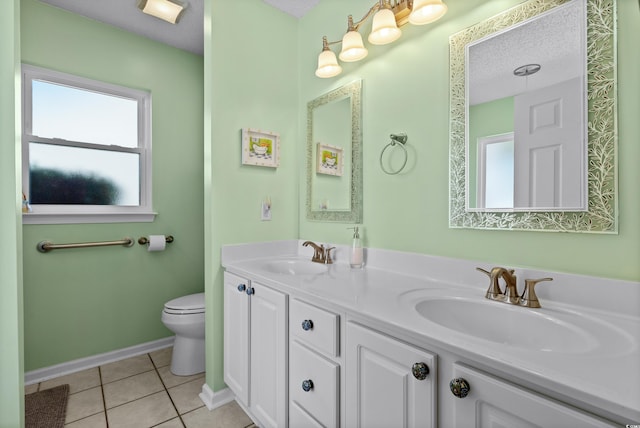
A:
[261, 201, 272, 221]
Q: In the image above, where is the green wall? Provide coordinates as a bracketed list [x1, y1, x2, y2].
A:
[205, 0, 299, 391]
[0, 1, 24, 426]
[298, 0, 640, 282]
[20, 0, 205, 371]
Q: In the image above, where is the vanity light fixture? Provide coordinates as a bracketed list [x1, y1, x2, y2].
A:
[137, 0, 186, 24]
[315, 0, 448, 78]
[316, 37, 343, 78]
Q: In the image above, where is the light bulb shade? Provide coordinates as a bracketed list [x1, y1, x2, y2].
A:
[409, 0, 448, 25]
[138, 0, 185, 24]
[339, 31, 368, 62]
[315, 49, 342, 78]
[368, 8, 401, 45]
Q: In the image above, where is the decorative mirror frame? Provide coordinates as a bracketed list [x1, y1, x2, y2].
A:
[306, 79, 363, 222]
[449, 0, 617, 232]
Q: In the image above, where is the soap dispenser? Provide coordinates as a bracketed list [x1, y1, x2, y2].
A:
[349, 226, 363, 269]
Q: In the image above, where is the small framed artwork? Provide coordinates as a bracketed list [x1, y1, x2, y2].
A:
[242, 128, 280, 168]
[316, 143, 344, 176]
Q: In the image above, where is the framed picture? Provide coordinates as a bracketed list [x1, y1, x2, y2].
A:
[316, 143, 344, 176]
[242, 128, 280, 168]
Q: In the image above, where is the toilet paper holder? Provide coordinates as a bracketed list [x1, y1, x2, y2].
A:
[138, 235, 174, 245]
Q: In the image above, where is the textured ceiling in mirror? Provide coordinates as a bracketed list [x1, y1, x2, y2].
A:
[306, 80, 363, 223]
[449, 0, 617, 232]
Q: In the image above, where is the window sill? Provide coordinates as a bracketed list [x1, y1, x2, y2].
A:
[22, 212, 157, 225]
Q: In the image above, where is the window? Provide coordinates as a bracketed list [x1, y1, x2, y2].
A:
[477, 133, 514, 210]
[21, 65, 154, 224]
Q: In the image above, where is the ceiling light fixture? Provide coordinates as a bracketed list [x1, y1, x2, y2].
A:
[137, 0, 186, 24]
[513, 63, 541, 77]
[315, 0, 448, 78]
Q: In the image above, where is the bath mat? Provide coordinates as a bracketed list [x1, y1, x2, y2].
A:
[25, 384, 69, 428]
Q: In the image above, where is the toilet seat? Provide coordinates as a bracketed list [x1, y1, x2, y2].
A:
[164, 292, 205, 315]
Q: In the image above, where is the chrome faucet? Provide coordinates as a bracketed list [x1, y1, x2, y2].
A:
[477, 267, 553, 308]
[302, 241, 335, 264]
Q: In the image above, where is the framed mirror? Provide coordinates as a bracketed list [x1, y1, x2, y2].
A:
[449, 0, 617, 232]
[306, 80, 363, 222]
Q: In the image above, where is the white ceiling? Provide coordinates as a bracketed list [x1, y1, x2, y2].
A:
[468, 0, 585, 105]
[37, 0, 320, 56]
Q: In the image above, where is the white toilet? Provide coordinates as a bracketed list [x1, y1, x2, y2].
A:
[161, 292, 205, 376]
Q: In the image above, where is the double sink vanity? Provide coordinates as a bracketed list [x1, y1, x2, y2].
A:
[222, 240, 640, 427]
[221, 4, 629, 424]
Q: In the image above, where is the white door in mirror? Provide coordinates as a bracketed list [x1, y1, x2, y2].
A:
[514, 76, 586, 210]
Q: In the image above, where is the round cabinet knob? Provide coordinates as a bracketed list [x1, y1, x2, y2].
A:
[449, 377, 470, 398]
[412, 362, 429, 380]
[301, 319, 314, 331]
[246, 287, 255, 296]
[237, 284, 246, 292]
[302, 379, 314, 392]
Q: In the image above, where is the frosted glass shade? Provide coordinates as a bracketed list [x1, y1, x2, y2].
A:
[139, 0, 185, 24]
[368, 8, 401, 45]
[339, 31, 368, 62]
[409, 0, 448, 25]
[315, 50, 343, 78]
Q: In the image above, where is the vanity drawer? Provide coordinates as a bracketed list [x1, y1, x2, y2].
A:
[290, 340, 339, 428]
[290, 400, 324, 428]
[290, 298, 339, 357]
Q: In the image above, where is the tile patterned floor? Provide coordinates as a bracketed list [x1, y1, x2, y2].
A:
[25, 347, 256, 428]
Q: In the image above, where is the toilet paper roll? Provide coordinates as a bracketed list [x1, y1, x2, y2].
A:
[147, 235, 167, 252]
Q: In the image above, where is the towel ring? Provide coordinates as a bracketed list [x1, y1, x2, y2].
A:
[380, 133, 408, 175]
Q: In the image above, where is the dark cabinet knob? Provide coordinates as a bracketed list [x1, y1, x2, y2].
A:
[246, 287, 255, 295]
[237, 284, 246, 292]
[412, 362, 429, 380]
[450, 377, 470, 398]
[302, 379, 314, 392]
[301, 319, 314, 331]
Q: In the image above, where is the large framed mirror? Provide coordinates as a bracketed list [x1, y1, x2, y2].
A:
[306, 80, 363, 222]
[449, 0, 617, 232]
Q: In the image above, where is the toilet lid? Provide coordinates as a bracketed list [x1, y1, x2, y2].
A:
[164, 292, 205, 313]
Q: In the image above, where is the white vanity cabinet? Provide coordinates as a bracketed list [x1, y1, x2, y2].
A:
[449, 364, 617, 428]
[345, 321, 437, 428]
[288, 298, 341, 428]
[222, 243, 638, 426]
[223, 271, 288, 428]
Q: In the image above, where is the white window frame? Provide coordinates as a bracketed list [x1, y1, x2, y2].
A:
[21, 64, 155, 224]
[476, 132, 515, 210]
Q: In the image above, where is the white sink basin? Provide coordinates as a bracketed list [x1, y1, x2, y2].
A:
[414, 296, 631, 354]
[260, 259, 328, 276]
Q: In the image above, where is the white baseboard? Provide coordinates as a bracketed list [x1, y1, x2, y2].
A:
[199, 383, 235, 410]
[25, 336, 175, 385]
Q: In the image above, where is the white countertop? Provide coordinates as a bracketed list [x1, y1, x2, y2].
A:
[222, 240, 640, 424]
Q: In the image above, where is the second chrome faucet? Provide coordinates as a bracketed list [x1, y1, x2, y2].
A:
[477, 267, 553, 308]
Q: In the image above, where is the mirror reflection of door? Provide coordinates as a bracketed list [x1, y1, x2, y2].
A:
[466, 0, 587, 211]
[514, 77, 585, 210]
[477, 78, 585, 210]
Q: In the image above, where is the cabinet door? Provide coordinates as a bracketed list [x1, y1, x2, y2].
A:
[223, 272, 250, 405]
[346, 322, 437, 428]
[250, 282, 288, 428]
[450, 364, 617, 427]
